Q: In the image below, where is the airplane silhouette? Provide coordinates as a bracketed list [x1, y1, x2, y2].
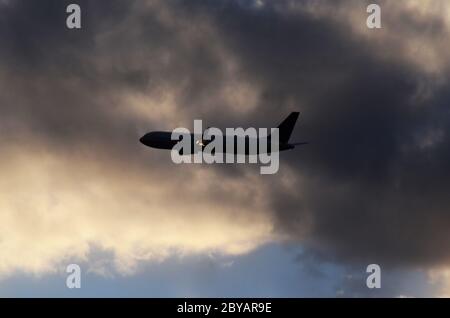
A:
[140, 112, 307, 155]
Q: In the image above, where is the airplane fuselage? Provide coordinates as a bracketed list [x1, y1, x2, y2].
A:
[140, 112, 307, 158]
[140, 131, 294, 155]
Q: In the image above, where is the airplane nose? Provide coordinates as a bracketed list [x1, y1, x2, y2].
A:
[139, 134, 149, 146]
[140, 132, 157, 147]
[140, 132, 163, 148]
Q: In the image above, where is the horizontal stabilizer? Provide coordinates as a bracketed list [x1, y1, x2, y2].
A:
[291, 142, 308, 146]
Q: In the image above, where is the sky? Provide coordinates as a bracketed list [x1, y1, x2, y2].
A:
[1, 0, 450, 297]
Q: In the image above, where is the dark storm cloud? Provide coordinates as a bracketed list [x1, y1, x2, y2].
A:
[148, 0, 450, 268]
[1, 0, 450, 275]
[0, 0, 261, 155]
[0, 0, 279, 275]
[196, 0, 450, 267]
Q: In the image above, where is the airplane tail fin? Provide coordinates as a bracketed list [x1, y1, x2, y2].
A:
[276, 112, 299, 143]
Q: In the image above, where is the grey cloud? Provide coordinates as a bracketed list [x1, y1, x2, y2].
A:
[1, 0, 450, 280]
[205, 1, 450, 267]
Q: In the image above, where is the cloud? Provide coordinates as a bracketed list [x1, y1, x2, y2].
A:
[1, 0, 450, 296]
[289, 0, 450, 75]
[206, 0, 450, 268]
[0, 0, 278, 276]
[0, 140, 278, 276]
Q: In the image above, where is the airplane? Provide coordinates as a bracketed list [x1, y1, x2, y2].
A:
[139, 112, 307, 155]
